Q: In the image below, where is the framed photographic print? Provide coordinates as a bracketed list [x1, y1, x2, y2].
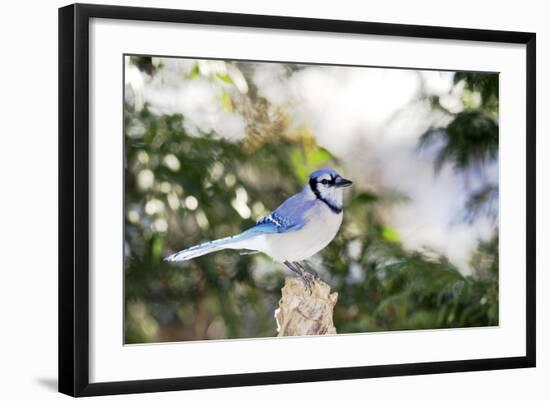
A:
[58, 3, 536, 397]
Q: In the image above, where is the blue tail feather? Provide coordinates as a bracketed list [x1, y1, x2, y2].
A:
[164, 228, 265, 263]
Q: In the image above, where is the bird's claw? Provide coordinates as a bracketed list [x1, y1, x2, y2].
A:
[294, 261, 319, 280]
[308, 269, 320, 280]
[300, 272, 316, 294]
[283, 261, 318, 294]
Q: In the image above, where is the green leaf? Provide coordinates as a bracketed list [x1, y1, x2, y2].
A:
[216, 72, 233, 84]
[382, 226, 400, 243]
[353, 192, 379, 204]
[308, 147, 332, 165]
[152, 235, 165, 261]
[219, 90, 233, 112]
[290, 148, 308, 183]
[188, 64, 200, 80]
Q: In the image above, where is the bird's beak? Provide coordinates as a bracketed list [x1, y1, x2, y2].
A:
[335, 176, 353, 187]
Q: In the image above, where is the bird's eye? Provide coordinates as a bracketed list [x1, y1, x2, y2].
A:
[321, 179, 329, 185]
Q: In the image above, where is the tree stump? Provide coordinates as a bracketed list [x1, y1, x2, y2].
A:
[274, 277, 338, 336]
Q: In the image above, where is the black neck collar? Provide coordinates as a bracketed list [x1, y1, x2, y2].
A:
[309, 178, 342, 214]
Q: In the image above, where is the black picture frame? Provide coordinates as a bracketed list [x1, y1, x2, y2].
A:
[59, 3, 536, 397]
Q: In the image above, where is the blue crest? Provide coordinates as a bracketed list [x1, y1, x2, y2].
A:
[309, 168, 338, 179]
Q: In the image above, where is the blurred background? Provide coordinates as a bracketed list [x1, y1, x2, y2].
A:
[124, 56, 499, 344]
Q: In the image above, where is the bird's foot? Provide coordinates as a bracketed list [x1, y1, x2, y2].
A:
[308, 268, 320, 280]
[284, 261, 316, 294]
[293, 261, 320, 280]
[299, 271, 317, 294]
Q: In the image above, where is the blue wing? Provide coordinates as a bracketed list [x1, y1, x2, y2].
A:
[248, 192, 314, 235]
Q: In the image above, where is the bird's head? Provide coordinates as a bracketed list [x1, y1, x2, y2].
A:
[308, 169, 352, 213]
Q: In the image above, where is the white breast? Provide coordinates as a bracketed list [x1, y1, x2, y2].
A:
[254, 202, 343, 262]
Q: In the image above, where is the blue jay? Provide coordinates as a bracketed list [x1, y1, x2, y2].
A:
[165, 168, 352, 286]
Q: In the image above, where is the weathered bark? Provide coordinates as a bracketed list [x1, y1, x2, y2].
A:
[274, 277, 338, 336]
